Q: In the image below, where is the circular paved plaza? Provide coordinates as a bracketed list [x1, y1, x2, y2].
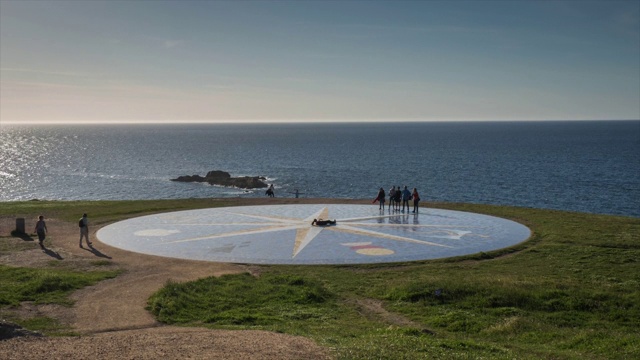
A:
[97, 204, 530, 265]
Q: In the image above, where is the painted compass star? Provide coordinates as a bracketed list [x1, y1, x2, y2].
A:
[158, 206, 460, 258]
[97, 204, 531, 265]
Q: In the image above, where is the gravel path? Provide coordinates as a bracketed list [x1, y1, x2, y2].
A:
[1, 327, 330, 360]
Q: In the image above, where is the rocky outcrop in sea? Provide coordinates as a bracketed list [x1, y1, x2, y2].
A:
[171, 170, 268, 189]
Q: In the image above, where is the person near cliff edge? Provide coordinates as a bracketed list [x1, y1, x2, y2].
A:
[266, 184, 275, 197]
[79, 213, 91, 247]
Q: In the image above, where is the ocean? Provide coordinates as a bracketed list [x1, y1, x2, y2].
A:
[1, 121, 639, 217]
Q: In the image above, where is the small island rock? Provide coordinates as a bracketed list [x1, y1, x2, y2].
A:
[171, 170, 268, 189]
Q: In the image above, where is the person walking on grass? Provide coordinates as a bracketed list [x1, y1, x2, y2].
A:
[79, 213, 91, 247]
[34, 215, 47, 249]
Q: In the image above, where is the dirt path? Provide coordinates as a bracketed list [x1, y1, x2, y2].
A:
[68, 234, 244, 334]
[0, 216, 332, 359]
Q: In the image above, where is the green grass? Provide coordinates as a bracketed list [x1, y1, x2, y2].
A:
[2, 200, 639, 358]
[11, 316, 77, 337]
[0, 265, 120, 307]
[147, 273, 337, 326]
[0, 198, 231, 225]
[145, 203, 640, 359]
[0, 237, 35, 255]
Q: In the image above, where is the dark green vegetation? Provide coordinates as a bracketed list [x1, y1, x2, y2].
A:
[148, 273, 336, 326]
[2, 199, 639, 358]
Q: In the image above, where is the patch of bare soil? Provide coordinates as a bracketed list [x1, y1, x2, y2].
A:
[0, 212, 331, 359]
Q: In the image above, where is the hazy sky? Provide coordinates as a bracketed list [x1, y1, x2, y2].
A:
[1, 0, 639, 124]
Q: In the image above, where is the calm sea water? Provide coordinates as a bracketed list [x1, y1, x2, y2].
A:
[1, 121, 638, 217]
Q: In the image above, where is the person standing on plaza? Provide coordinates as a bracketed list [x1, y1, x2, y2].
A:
[388, 186, 396, 211]
[34, 215, 48, 249]
[79, 213, 91, 247]
[401, 186, 412, 213]
[376, 187, 386, 210]
[412, 188, 421, 213]
[395, 185, 402, 211]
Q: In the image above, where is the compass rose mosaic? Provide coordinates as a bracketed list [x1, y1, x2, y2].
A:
[96, 204, 530, 265]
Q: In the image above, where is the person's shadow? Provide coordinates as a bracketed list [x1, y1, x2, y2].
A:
[82, 244, 112, 259]
[12, 232, 34, 241]
[41, 246, 63, 260]
[13, 232, 63, 259]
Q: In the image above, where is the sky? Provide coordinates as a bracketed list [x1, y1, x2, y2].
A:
[1, 0, 639, 124]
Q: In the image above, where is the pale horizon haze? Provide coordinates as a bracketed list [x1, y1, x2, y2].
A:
[1, 0, 639, 124]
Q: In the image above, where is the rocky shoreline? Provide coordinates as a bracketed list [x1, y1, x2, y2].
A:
[171, 170, 268, 189]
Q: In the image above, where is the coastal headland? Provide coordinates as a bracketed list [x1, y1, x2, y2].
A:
[1, 198, 638, 359]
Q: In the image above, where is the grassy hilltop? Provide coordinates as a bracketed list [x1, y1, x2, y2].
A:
[1, 199, 639, 359]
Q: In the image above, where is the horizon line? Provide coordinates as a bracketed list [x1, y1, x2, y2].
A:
[2, 119, 639, 126]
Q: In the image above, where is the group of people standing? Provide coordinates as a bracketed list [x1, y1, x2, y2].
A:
[375, 186, 421, 213]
